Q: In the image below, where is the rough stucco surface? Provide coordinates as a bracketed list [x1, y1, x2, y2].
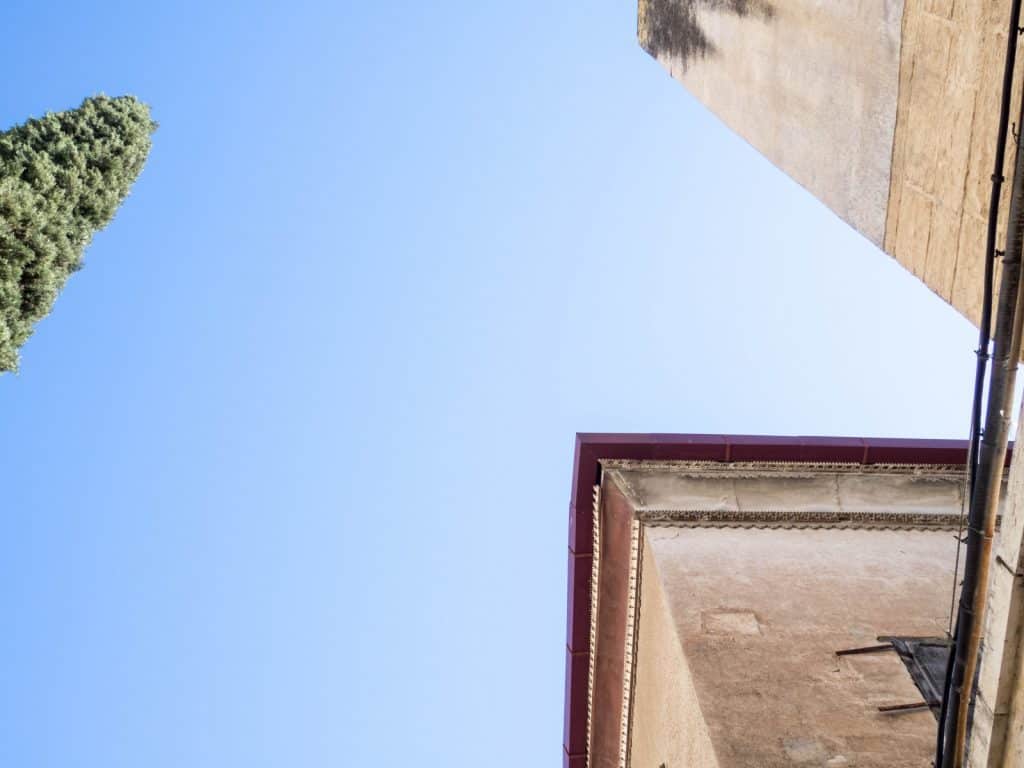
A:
[639, 0, 903, 245]
[885, 0, 1024, 327]
[629, 535, 719, 768]
[644, 525, 959, 767]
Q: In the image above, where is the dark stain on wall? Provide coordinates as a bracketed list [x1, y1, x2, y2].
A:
[641, 0, 775, 68]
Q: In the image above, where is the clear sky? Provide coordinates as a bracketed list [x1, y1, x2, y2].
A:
[0, 2, 986, 766]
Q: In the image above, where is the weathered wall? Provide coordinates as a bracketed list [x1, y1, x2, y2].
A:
[629, 536, 719, 768]
[886, 0, 1021, 325]
[644, 525, 959, 767]
[639, 0, 1024, 329]
[973, 413, 1024, 767]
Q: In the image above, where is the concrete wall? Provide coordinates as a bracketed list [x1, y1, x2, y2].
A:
[639, 0, 1023, 328]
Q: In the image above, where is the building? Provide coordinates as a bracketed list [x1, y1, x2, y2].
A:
[561, 1, 1024, 765]
[564, 435, 1019, 767]
[637, 0, 1023, 327]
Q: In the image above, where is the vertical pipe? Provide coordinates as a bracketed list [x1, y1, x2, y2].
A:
[936, 8, 1023, 767]
[943, 92, 1024, 768]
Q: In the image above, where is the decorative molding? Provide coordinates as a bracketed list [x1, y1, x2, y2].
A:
[586, 484, 601, 763]
[602, 462, 974, 527]
[619, 517, 642, 768]
[637, 509, 970, 530]
[601, 459, 967, 476]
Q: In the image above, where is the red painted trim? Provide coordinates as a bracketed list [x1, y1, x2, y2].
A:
[564, 647, 589, 757]
[566, 552, 592, 652]
[562, 433, 1000, 765]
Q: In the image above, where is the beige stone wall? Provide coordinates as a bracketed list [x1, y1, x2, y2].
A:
[885, 0, 1023, 325]
[629, 536, 719, 768]
[640, 0, 1024, 329]
[972, 413, 1024, 766]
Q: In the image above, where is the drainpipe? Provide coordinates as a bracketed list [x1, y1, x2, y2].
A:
[935, 8, 1023, 767]
[941, 83, 1024, 768]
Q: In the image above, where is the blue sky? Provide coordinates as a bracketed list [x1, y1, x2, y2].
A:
[0, 2, 982, 766]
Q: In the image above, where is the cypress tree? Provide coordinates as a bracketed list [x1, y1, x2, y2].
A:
[0, 95, 155, 372]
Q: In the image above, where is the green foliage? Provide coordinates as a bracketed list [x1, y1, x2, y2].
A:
[0, 95, 155, 372]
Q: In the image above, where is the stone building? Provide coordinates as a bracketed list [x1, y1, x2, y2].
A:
[637, 0, 1023, 327]
[559, 1, 1024, 765]
[563, 436, 1017, 767]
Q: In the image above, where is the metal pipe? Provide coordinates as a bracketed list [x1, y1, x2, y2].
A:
[935, 7, 1023, 766]
[941, 84, 1024, 768]
[971, 0, 1024, 492]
